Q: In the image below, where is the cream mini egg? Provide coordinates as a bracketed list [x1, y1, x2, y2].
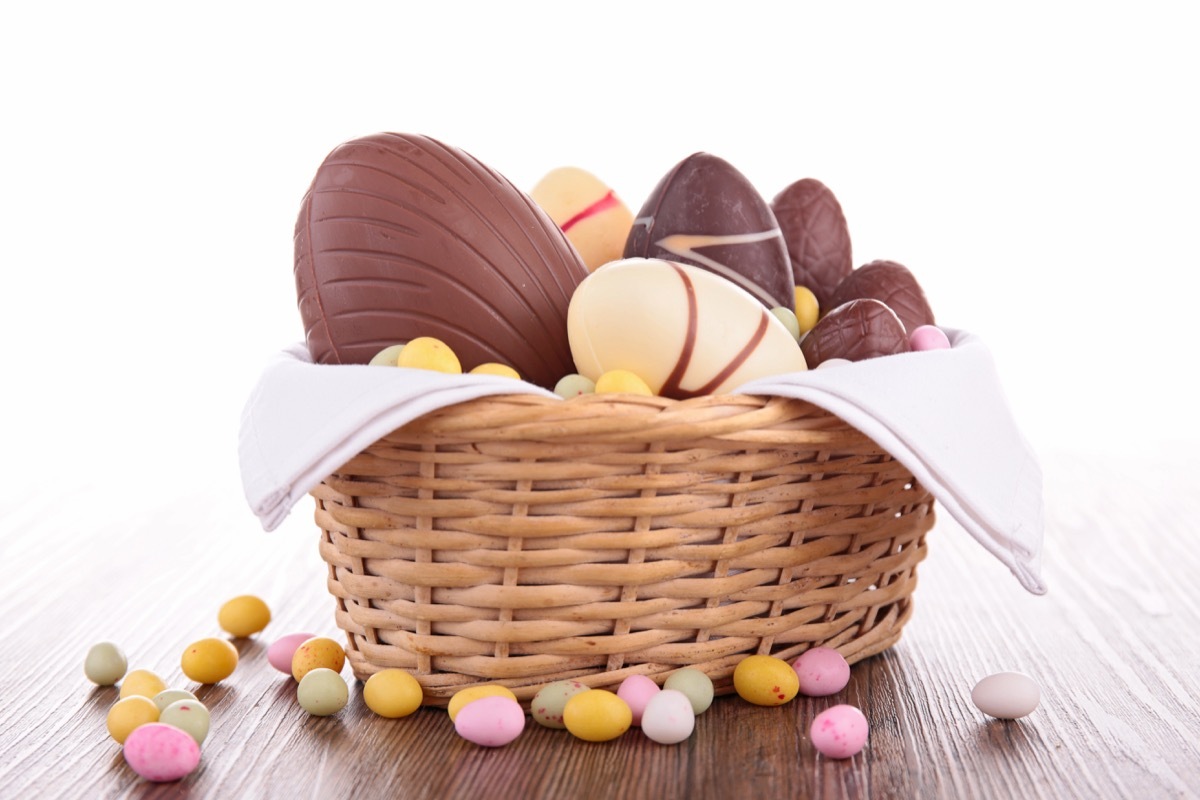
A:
[640, 689, 696, 745]
[567, 258, 807, 399]
[84, 642, 127, 686]
[663, 668, 714, 715]
[971, 672, 1040, 719]
[160, 699, 210, 744]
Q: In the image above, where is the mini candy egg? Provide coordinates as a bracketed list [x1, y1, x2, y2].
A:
[568, 259, 807, 399]
[218, 594, 271, 638]
[909, 324, 952, 351]
[810, 704, 869, 759]
[363, 669, 424, 718]
[794, 285, 820, 335]
[563, 689, 632, 742]
[792, 647, 851, 697]
[454, 695, 526, 747]
[531, 166, 635, 272]
[160, 699, 210, 744]
[616, 674, 660, 725]
[119, 669, 168, 700]
[369, 343, 407, 366]
[663, 668, 714, 715]
[297, 667, 349, 716]
[152, 688, 198, 713]
[816, 358, 853, 370]
[395, 336, 462, 374]
[770, 306, 801, 341]
[291, 637, 346, 682]
[553, 373, 595, 399]
[733, 655, 799, 706]
[107, 695, 160, 744]
[123, 723, 201, 783]
[640, 689, 696, 745]
[181, 638, 239, 685]
[531, 680, 589, 728]
[448, 685, 518, 722]
[267, 632, 317, 674]
[594, 369, 654, 396]
[971, 672, 1040, 719]
[84, 642, 127, 686]
[469, 362, 521, 379]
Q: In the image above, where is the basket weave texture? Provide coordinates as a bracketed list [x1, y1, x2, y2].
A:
[313, 392, 934, 705]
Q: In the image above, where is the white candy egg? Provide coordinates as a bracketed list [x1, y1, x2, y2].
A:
[971, 672, 1040, 719]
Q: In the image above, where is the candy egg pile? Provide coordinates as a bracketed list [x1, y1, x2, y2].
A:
[299, 133, 950, 402]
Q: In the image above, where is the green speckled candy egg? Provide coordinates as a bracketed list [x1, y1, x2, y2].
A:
[531, 680, 589, 728]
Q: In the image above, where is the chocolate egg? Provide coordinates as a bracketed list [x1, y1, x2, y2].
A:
[294, 133, 588, 388]
[799, 298, 910, 367]
[530, 166, 634, 272]
[827, 260, 935, 335]
[624, 153, 793, 310]
[568, 258, 807, 399]
[771, 178, 852, 310]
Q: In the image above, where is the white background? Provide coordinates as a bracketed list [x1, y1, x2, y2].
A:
[2, 2, 1197, 513]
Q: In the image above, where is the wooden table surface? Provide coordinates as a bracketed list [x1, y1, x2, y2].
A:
[2, 450, 1198, 799]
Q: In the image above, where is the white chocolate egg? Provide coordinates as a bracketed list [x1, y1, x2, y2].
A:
[567, 258, 807, 398]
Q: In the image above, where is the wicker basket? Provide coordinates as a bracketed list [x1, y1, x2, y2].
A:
[312, 391, 934, 706]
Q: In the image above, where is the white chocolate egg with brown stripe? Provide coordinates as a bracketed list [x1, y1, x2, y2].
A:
[568, 258, 807, 398]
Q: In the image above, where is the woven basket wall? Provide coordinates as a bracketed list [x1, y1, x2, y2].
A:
[313, 392, 934, 706]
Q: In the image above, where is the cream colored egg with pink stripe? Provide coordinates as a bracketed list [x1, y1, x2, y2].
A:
[567, 258, 807, 399]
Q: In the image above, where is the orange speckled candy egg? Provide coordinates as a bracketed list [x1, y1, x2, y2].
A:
[568, 258, 807, 399]
[291, 637, 346, 681]
[218, 594, 271, 638]
[733, 654, 800, 706]
[181, 638, 239, 685]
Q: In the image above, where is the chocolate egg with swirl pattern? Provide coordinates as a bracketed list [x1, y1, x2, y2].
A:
[624, 153, 793, 310]
[294, 132, 588, 388]
[568, 258, 807, 399]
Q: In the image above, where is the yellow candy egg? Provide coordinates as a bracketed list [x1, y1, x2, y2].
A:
[369, 343, 407, 366]
[107, 695, 160, 744]
[395, 336, 462, 374]
[291, 636, 346, 682]
[363, 669, 424, 718]
[181, 638, 239, 685]
[563, 689, 632, 742]
[733, 654, 800, 706]
[594, 369, 653, 396]
[448, 685, 519, 722]
[794, 286, 820, 335]
[469, 362, 521, 380]
[119, 669, 168, 700]
[218, 594, 271, 638]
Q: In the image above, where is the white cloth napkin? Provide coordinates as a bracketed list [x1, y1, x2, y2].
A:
[238, 330, 1045, 594]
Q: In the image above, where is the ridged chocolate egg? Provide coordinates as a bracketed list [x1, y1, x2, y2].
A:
[800, 298, 910, 367]
[294, 133, 589, 387]
[771, 178, 853, 310]
[624, 153, 793, 310]
[827, 260, 935, 335]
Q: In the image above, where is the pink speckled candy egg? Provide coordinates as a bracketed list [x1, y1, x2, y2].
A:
[792, 647, 851, 697]
[123, 722, 201, 782]
[267, 632, 316, 674]
[616, 674, 660, 725]
[810, 704, 869, 759]
[454, 695, 526, 747]
[909, 324, 951, 351]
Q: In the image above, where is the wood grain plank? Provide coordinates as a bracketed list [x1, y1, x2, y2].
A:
[1, 452, 1198, 799]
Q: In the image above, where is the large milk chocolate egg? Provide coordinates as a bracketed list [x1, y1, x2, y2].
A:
[624, 153, 793, 310]
[530, 167, 634, 272]
[568, 258, 807, 399]
[827, 260, 935, 335]
[294, 133, 588, 388]
[771, 178, 852, 311]
[800, 298, 910, 367]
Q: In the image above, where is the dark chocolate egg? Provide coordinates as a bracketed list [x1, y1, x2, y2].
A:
[827, 260, 935, 335]
[800, 298, 910, 367]
[623, 153, 793, 309]
[771, 178, 852, 311]
[294, 132, 588, 388]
